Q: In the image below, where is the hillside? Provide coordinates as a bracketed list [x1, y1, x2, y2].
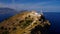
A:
[0, 11, 51, 34]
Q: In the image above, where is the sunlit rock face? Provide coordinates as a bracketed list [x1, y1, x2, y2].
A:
[0, 10, 51, 34]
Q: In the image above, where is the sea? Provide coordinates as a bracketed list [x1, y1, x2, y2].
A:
[43, 12, 60, 34]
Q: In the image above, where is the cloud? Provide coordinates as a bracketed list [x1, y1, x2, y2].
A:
[0, 1, 60, 12]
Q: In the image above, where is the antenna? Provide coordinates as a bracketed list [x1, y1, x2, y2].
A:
[40, 9, 43, 15]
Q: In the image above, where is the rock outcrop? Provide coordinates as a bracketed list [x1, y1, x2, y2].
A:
[0, 11, 51, 34]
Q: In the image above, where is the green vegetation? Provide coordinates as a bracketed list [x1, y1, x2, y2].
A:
[2, 31, 9, 34]
[0, 26, 4, 30]
[19, 17, 33, 28]
[21, 19, 33, 28]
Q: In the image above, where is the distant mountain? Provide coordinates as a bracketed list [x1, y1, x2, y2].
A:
[0, 8, 17, 14]
[0, 8, 18, 22]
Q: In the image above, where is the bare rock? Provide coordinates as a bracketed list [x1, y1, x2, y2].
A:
[0, 10, 51, 34]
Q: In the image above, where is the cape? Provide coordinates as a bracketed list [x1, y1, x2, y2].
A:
[0, 11, 51, 34]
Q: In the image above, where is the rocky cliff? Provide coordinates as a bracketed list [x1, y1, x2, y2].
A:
[0, 10, 51, 34]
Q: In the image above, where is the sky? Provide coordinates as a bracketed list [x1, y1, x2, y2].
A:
[0, 0, 60, 12]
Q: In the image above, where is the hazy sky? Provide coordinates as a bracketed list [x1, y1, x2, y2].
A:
[0, 0, 60, 12]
